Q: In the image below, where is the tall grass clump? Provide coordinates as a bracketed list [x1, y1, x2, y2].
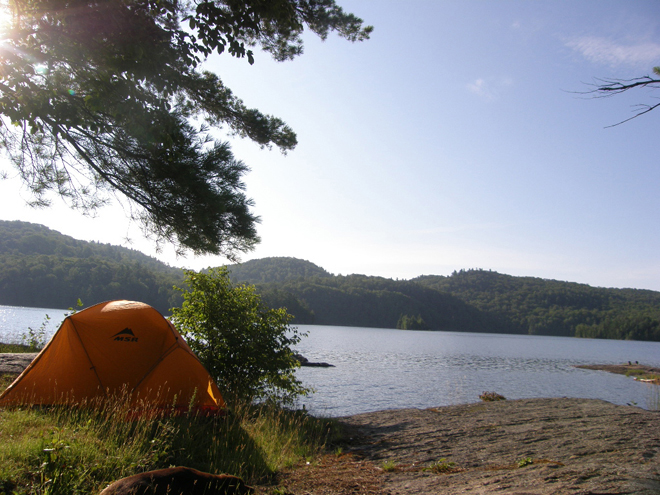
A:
[0, 393, 180, 494]
[0, 393, 336, 493]
[0, 374, 15, 391]
[167, 403, 336, 482]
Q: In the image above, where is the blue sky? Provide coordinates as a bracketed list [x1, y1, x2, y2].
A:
[2, 0, 660, 290]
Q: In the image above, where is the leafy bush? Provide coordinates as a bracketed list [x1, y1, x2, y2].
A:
[21, 314, 51, 351]
[171, 268, 310, 407]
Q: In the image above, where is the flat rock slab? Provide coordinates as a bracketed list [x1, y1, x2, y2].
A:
[339, 398, 660, 494]
[0, 353, 37, 375]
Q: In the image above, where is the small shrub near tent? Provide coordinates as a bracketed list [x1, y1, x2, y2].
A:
[171, 267, 310, 407]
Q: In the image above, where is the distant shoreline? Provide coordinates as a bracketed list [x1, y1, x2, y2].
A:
[576, 363, 660, 383]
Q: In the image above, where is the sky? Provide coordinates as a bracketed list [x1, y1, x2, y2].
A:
[2, 0, 660, 290]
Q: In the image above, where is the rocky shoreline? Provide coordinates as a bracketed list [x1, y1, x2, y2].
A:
[275, 398, 660, 494]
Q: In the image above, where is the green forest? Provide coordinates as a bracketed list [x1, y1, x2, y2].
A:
[228, 259, 660, 341]
[0, 221, 183, 313]
[2, 221, 660, 341]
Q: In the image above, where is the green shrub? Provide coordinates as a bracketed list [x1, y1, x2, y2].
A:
[171, 268, 310, 407]
[21, 314, 50, 351]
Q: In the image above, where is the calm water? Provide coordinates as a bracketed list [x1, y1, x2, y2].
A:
[0, 305, 69, 345]
[2, 307, 659, 416]
[293, 324, 660, 416]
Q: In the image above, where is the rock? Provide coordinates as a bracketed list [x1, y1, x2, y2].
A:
[0, 353, 37, 375]
[99, 467, 253, 495]
[293, 353, 334, 368]
[337, 398, 660, 494]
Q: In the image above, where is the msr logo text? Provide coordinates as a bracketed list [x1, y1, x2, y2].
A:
[112, 328, 139, 343]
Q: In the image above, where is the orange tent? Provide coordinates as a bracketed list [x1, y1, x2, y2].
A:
[0, 300, 225, 414]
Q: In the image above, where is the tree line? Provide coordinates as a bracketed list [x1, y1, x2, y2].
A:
[0, 221, 183, 313]
[230, 259, 660, 341]
[3, 223, 660, 341]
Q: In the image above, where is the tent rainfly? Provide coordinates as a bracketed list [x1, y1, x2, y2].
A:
[0, 300, 224, 414]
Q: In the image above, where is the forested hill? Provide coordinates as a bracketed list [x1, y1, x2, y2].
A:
[226, 259, 660, 341]
[0, 220, 184, 313]
[413, 270, 660, 340]
[227, 257, 332, 284]
[3, 222, 660, 341]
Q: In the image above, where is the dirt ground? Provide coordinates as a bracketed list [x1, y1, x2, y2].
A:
[266, 398, 660, 495]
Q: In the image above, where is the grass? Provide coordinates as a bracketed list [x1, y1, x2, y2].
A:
[625, 370, 660, 383]
[479, 391, 506, 402]
[0, 374, 15, 391]
[0, 389, 337, 494]
[0, 343, 35, 353]
[423, 458, 461, 474]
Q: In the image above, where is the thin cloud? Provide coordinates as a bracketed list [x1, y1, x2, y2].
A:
[467, 78, 493, 99]
[566, 36, 660, 68]
[467, 77, 513, 100]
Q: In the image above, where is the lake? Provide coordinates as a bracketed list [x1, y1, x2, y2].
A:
[0, 305, 70, 345]
[293, 324, 660, 416]
[1, 306, 659, 416]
